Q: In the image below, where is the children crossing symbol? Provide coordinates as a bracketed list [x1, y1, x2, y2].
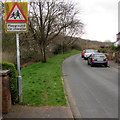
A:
[10, 10, 21, 19]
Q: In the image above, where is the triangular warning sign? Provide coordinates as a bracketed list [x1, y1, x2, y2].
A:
[6, 3, 27, 22]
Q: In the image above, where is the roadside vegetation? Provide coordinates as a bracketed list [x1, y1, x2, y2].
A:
[2, 0, 111, 66]
[98, 44, 120, 63]
[21, 50, 80, 106]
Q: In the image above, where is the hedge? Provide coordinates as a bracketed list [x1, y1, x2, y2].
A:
[1, 62, 18, 104]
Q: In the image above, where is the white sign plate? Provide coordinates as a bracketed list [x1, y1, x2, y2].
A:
[6, 23, 27, 32]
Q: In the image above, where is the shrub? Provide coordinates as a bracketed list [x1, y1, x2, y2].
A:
[98, 47, 109, 53]
[71, 44, 82, 51]
[112, 45, 120, 51]
[53, 44, 64, 54]
[53, 44, 82, 55]
[1, 62, 18, 104]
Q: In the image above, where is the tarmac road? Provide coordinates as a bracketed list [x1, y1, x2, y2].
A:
[63, 54, 118, 118]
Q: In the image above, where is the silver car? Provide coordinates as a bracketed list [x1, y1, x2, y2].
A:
[84, 49, 95, 60]
[87, 53, 108, 67]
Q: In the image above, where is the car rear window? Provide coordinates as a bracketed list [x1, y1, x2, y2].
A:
[93, 54, 106, 57]
[85, 50, 94, 53]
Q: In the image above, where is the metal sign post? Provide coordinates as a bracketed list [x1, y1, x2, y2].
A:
[16, 33, 22, 102]
[4, 1, 28, 103]
[16, 0, 23, 103]
[15, 0, 22, 103]
[13, 0, 20, 104]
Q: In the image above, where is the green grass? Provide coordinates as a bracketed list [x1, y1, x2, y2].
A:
[21, 50, 80, 106]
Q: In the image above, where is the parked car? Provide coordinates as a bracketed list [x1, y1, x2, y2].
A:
[81, 50, 85, 58]
[87, 53, 108, 67]
[84, 49, 95, 60]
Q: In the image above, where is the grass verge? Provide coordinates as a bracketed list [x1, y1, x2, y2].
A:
[21, 50, 80, 106]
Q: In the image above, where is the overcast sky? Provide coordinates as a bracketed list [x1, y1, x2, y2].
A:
[2, 0, 119, 42]
[74, 0, 119, 42]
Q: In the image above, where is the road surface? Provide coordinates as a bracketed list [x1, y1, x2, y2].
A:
[63, 54, 118, 118]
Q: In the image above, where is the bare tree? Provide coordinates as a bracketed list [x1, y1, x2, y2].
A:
[59, 21, 84, 53]
[29, 0, 84, 62]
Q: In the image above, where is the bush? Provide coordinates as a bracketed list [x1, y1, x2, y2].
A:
[71, 44, 82, 51]
[53, 44, 64, 54]
[111, 45, 120, 51]
[1, 62, 18, 104]
[98, 47, 109, 53]
[53, 44, 82, 55]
